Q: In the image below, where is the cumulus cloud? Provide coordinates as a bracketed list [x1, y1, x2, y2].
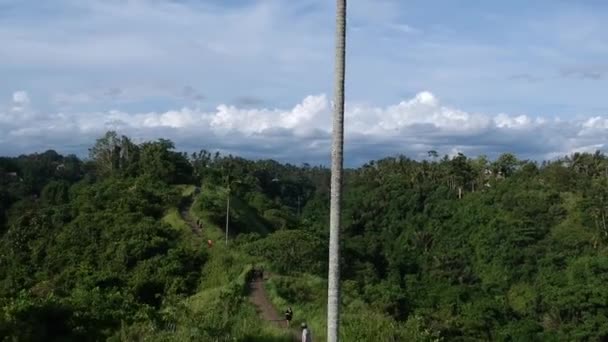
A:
[0, 90, 607, 165]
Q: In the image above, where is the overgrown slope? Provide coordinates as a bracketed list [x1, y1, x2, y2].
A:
[2, 132, 608, 341]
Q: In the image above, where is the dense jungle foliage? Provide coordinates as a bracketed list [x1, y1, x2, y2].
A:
[1, 131, 608, 341]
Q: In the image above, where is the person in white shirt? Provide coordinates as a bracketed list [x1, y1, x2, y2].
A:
[301, 322, 312, 342]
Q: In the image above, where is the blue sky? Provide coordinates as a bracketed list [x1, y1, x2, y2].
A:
[1, 0, 608, 164]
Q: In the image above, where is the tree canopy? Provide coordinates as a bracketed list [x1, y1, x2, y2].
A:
[1, 132, 608, 340]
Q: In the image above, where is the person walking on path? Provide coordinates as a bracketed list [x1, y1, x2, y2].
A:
[301, 322, 312, 342]
[252, 266, 263, 281]
[284, 307, 293, 327]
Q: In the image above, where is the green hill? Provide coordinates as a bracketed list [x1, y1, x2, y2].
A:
[2, 132, 608, 341]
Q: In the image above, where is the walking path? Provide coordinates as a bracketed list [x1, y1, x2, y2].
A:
[248, 271, 288, 328]
[179, 198, 298, 341]
[179, 199, 201, 236]
[248, 272, 300, 340]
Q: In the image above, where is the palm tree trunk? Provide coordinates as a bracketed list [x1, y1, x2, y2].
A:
[225, 187, 230, 246]
[328, 1, 346, 341]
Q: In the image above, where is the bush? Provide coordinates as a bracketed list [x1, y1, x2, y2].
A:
[194, 189, 226, 226]
[243, 230, 326, 275]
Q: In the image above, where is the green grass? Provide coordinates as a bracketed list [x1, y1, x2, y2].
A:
[176, 190, 292, 341]
[191, 184, 271, 237]
[265, 274, 327, 341]
[190, 204, 224, 242]
[137, 185, 420, 341]
[162, 207, 190, 232]
[265, 274, 417, 341]
[169, 185, 413, 341]
[175, 184, 197, 197]
[170, 185, 372, 341]
[162, 206, 205, 251]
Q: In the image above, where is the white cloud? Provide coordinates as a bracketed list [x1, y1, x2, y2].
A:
[494, 114, 532, 129]
[2, 0, 608, 118]
[582, 116, 608, 129]
[12, 91, 29, 105]
[10, 91, 30, 112]
[1, 90, 607, 164]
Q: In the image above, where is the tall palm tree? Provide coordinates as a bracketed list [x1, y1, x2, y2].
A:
[327, 1, 346, 341]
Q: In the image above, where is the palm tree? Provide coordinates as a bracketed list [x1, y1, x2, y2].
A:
[223, 166, 241, 246]
[327, 1, 346, 341]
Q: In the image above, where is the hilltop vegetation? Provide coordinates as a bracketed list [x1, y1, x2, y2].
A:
[1, 131, 608, 341]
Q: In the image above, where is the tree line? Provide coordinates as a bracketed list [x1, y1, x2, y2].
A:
[1, 131, 608, 340]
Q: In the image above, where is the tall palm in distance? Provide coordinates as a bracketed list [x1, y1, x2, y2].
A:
[327, 0, 346, 341]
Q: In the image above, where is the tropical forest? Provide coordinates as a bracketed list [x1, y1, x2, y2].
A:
[1, 131, 608, 341]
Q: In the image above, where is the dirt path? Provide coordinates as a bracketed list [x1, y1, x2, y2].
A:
[179, 199, 298, 340]
[249, 272, 300, 341]
[248, 273, 287, 328]
[179, 199, 201, 236]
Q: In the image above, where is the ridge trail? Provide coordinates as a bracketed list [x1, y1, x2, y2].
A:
[179, 198, 299, 341]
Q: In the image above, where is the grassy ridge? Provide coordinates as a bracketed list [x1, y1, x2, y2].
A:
[265, 274, 327, 341]
[185, 186, 431, 341]
[162, 208, 190, 233]
[165, 185, 435, 341]
[183, 190, 292, 341]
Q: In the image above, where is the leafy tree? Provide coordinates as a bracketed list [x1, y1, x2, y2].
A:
[88, 131, 139, 177]
[244, 230, 326, 275]
[3, 134, 608, 340]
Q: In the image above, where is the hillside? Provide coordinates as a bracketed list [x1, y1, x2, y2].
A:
[1, 131, 608, 341]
